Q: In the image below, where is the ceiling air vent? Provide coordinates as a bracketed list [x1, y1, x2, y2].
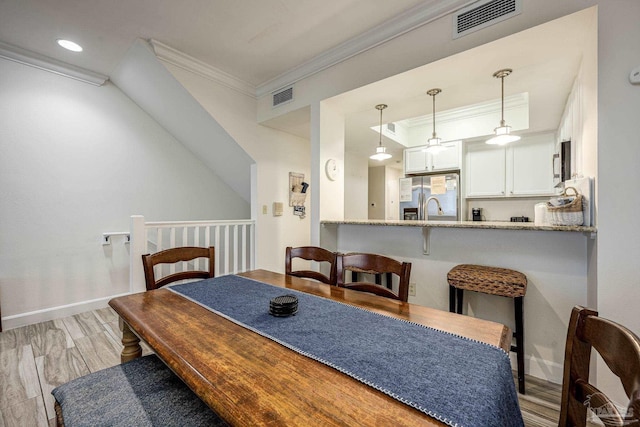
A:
[453, 0, 522, 39]
[387, 123, 396, 133]
[272, 86, 294, 107]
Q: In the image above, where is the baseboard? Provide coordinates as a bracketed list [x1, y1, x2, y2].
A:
[1, 292, 133, 330]
[509, 352, 564, 385]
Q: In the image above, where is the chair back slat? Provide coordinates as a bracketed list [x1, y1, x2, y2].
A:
[143, 246, 215, 291]
[337, 253, 411, 302]
[285, 246, 337, 285]
[559, 306, 640, 427]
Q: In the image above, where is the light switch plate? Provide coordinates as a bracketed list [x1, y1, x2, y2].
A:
[273, 202, 283, 216]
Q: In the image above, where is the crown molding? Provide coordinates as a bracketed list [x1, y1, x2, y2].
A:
[150, 39, 256, 98]
[255, 0, 478, 98]
[403, 93, 529, 127]
[0, 40, 108, 86]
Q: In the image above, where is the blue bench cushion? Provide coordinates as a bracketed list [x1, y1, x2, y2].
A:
[52, 354, 228, 427]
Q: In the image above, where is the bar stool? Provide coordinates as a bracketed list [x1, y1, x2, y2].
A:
[447, 264, 527, 394]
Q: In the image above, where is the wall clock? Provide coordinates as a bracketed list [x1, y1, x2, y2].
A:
[325, 158, 339, 181]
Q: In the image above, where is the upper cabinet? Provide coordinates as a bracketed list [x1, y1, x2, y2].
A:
[404, 141, 461, 175]
[466, 134, 556, 198]
[508, 135, 556, 196]
[404, 147, 428, 174]
[465, 143, 507, 197]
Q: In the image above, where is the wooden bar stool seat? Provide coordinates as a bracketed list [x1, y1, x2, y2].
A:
[447, 264, 527, 394]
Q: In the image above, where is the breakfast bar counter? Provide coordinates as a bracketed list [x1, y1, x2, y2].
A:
[321, 219, 596, 234]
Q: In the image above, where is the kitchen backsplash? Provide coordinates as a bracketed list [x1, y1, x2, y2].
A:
[464, 197, 550, 222]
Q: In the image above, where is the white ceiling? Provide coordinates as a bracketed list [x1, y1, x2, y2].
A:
[331, 7, 596, 167]
[0, 0, 431, 87]
[258, 6, 596, 168]
[1, 1, 595, 170]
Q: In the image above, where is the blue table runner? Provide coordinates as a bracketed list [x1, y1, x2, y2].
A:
[170, 275, 523, 427]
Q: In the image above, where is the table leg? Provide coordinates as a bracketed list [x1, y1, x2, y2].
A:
[121, 322, 142, 363]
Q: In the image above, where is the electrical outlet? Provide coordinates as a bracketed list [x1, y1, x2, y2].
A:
[409, 282, 416, 296]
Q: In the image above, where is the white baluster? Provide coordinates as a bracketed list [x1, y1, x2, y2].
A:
[129, 215, 147, 293]
[214, 225, 220, 276]
[224, 225, 230, 276]
[233, 224, 239, 274]
[241, 224, 247, 272]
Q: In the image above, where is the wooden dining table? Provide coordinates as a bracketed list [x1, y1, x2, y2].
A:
[109, 269, 513, 426]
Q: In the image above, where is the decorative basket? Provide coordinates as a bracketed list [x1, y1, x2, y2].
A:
[546, 187, 584, 226]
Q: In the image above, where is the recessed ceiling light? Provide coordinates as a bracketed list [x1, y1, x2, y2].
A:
[57, 39, 83, 52]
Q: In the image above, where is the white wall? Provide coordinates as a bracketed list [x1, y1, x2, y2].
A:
[308, 100, 346, 246]
[343, 150, 368, 219]
[367, 166, 385, 219]
[111, 40, 254, 203]
[385, 166, 401, 221]
[595, 0, 640, 402]
[0, 58, 249, 327]
[368, 165, 402, 221]
[160, 62, 311, 273]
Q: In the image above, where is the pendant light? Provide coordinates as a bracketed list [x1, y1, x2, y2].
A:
[486, 68, 521, 145]
[423, 88, 448, 153]
[370, 104, 392, 161]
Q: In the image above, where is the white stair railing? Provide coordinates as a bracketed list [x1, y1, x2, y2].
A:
[129, 215, 255, 293]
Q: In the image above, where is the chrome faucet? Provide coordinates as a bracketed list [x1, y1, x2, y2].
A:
[425, 196, 444, 219]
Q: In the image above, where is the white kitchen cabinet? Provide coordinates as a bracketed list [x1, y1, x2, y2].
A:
[404, 147, 428, 174]
[466, 134, 555, 198]
[404, 141, 461, 174]
[508, 135, 555, 196]
[431, 141, 462, 171]
[466, 143, 507, 197]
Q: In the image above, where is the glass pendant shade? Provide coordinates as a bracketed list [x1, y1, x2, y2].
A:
[486, 68, 520, 145]
[423, 88, 449, 153]
[426, 137, 448, 153]
[486, 125, 520, 145]
[370, 145, 392, 161]
[370, 104, 392, 161]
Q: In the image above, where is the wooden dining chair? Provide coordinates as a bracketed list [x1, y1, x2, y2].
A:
[285, 246, 337, 285]
[336, 253, 411, 302]
[559, 306, 640, 427]
[142, 246, 215, 290]
[55, 246, 220, 426]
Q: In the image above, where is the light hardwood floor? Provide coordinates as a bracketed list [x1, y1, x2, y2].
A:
[1, 308, 569, 427]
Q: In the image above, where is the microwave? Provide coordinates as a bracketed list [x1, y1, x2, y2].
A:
[553, 140, 571, 187]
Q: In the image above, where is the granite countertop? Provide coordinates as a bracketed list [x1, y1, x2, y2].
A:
[321, 219, 597, 233]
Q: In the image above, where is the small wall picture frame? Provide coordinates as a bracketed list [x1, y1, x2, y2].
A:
[289, 172, 306, 207]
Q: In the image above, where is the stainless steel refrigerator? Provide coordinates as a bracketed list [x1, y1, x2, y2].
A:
[399, 173, 460, 221]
